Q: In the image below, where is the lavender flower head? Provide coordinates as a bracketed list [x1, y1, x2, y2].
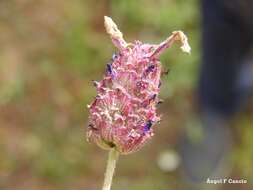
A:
[87, 16, 190, 155]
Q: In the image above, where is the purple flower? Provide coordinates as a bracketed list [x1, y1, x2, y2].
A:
[87, 16, 190, 155]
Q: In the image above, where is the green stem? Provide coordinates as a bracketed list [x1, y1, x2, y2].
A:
[102, 148, 120, 190]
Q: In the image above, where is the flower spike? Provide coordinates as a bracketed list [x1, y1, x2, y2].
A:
[87, 16, 191, 155]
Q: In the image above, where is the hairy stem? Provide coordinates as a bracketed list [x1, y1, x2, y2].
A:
[102, 148, 120, 190]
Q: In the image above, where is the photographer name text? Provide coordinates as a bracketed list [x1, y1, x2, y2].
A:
[206, 178, 247, 184]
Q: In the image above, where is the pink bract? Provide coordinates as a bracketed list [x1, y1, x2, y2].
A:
[87, 16, 190, 154]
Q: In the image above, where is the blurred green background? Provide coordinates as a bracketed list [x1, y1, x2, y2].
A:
[0, 0, 252, 190]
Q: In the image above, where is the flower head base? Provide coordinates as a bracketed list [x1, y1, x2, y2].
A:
[87, 16, 190, 155]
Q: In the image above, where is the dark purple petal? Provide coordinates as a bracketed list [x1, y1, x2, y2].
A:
[143, 120, 152, 133]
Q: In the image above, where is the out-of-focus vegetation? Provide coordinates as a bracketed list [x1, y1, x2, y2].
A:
[0, 0, 252, 190]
